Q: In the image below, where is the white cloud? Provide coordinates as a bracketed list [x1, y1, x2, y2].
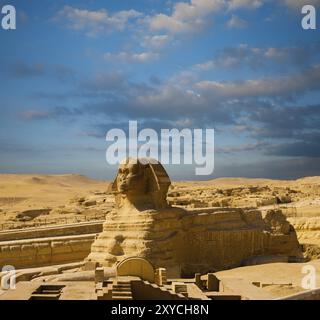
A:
[228, 0, 263, 10]
[194, 43, 258, 70]
[194, 60, 216, 71]
[196, 64, 320, 98]
[142, 34, 171, 48]
[227, 0, 320, 11]
[264, 47, 287, 59]
[226, 14, 248, 28]
[193, 43, 318, 71]
[147, 0, 225, 33]
[145, 0, 271, 34]
[55, 5, 142, 36]
[280, 0, 320, 9]
[135, 84, 203, 111]
[104, 51, 159, 63]
[53, 1, 317, 40]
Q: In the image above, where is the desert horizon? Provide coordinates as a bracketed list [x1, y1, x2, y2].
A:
[1, 0, 320, 309]
[1, 170, 320, 244]
[1, 163, 320, 302]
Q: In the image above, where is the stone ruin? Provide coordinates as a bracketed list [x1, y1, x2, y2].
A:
[86, 158, 302, 277]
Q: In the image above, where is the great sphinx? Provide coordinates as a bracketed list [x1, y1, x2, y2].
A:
[112, 157, 171, 210]
[86, 158, 302, 277]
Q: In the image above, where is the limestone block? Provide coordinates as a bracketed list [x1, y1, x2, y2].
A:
[172, 282, 188, 295]
[83, 261, 98, 271]
[95, 267, 104, 283]
[21, 244, 34, 252]
[207, 273, 219, 291]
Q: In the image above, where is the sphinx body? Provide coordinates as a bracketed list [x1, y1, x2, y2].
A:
[86, 158, 302, 277]
[86, 158, 185, 276]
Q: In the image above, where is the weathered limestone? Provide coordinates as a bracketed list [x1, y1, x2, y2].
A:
[0, 221, 103, 268]
[207, 273, 219, 291]
[0, 220, 102, 242]
[0, 234, 95, 269]
[95, 267, 105, 283]
[86, 158, 184, 276]
[154, 268, 167, 286]
[86, 158, 302, 277]
[116, 257, 155, 282]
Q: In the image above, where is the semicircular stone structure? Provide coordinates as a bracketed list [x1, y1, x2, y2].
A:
[86, 158, 302, 277]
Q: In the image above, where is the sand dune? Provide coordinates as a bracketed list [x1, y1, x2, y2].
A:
[0, 174, 110, 228]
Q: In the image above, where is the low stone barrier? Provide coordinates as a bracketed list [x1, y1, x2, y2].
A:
[0, 234, 96, 269]
[0, 221, 103, 242]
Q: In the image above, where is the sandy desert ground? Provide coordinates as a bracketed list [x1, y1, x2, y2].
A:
[0, 173, 320, 257]
[1, 173, 320, 299]
[0, 174, 111, 229]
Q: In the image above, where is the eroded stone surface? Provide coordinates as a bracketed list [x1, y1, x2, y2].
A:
[87, 158, 302, 277]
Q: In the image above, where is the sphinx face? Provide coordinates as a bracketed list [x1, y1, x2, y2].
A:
[116, 162, 146, 196]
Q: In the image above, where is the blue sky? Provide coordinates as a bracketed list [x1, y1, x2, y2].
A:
[0, 0, 320, 180]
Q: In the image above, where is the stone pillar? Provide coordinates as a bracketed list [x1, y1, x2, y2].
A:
[95, 267, 104, 283]
[83, 261, 98, 271]
[195, 273, 202, 288]
[155, 268, 167, 286]
[207, 273, 219, 291]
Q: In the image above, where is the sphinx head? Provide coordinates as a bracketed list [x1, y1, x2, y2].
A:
[111, 158, 171, 210]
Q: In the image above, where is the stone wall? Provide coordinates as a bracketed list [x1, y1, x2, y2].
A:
[0, 221, 104, 269]
[88, 206, 302, 278]
[0, 234, 96, 269]
[288, 217, 320, 245]
[0, 221, 103, 242]
[177, 209, 301, 276]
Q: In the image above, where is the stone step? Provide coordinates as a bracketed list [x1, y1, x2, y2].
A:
[112, 295, 133, 300]
[116, 280, 131, 284]
[113, 283, 131, 288]
[113, 289, 131, 293]
[112, 291, 132, 297]
[30, 293, 60, 300]
[112, 286, 131, 291]
[112, 279, 133, 300]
